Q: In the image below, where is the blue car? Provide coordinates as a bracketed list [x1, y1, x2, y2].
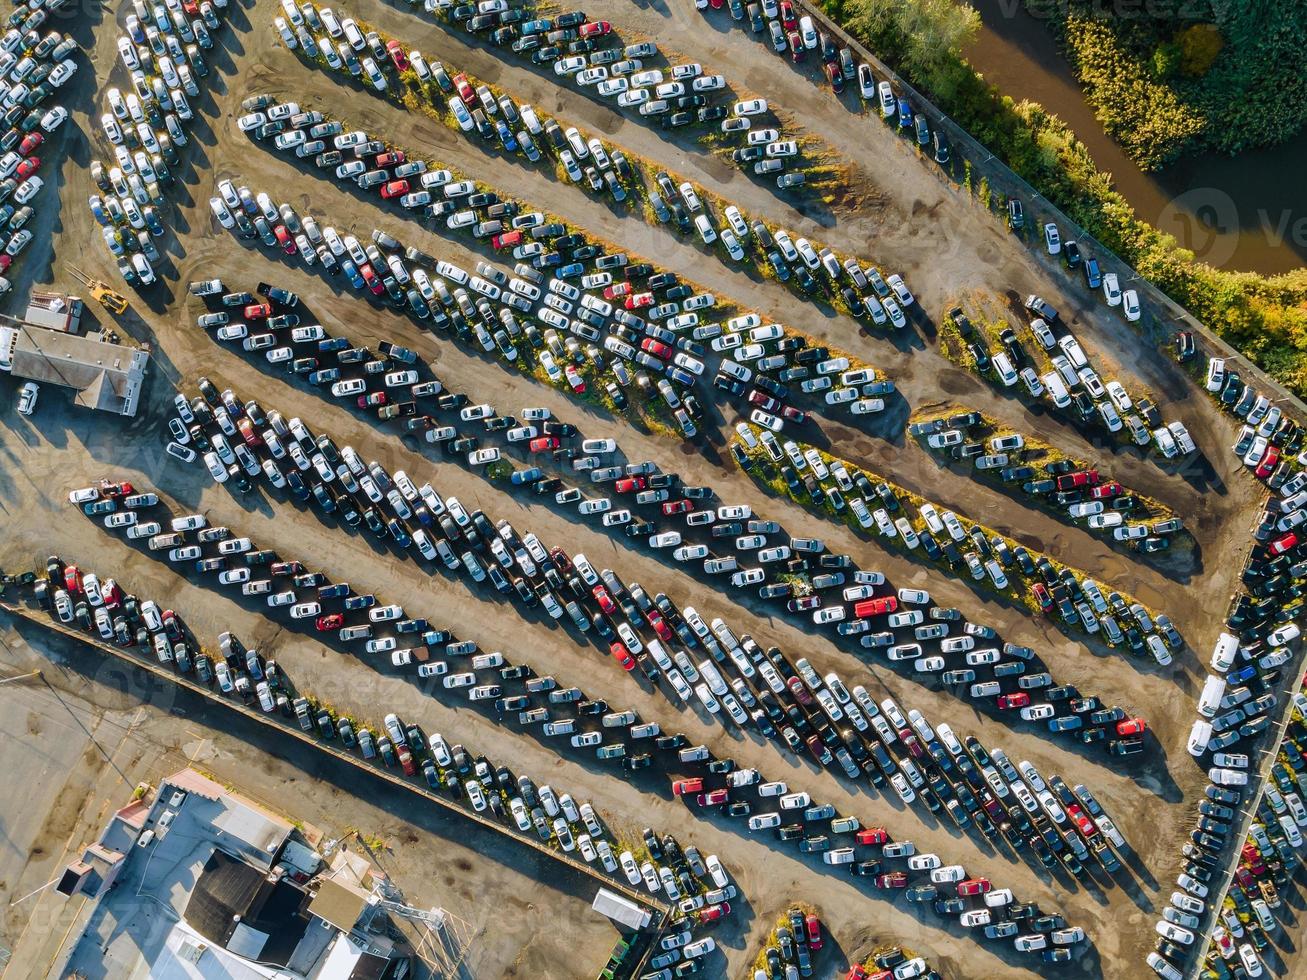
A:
[556, 261, 584, 278]
[897, 98, 913, 128]
[1047, 715, 1083, 733]
[511, 466, 543, 485]
[339, 256, 365, 290]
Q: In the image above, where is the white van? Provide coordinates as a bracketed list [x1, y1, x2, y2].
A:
[992, 352, 1018, 387]
[1211, 632, 1239, 672]
[1187, 720, 1212, 757]
[1198, 675, 1227, 718]
[1041, 371, 1071, 408]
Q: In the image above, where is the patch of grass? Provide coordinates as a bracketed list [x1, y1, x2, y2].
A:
[751, 903, 819, 974]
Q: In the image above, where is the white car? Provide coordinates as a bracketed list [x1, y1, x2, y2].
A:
[1102, 272, 1122, 305]
[16, 381, 37, 415]
[1122, 289, 1141, 322]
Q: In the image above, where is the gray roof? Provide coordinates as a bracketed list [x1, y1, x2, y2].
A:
[8, 325, 148, 415]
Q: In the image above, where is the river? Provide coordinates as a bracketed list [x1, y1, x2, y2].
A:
[963, 0, 1307, 275]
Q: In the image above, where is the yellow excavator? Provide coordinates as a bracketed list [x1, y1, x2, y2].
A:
[68, 265, 129, 314]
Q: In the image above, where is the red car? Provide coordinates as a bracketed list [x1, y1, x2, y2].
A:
[874, 871, 908, 889]
[615, 476, 646, 493]
[1270, 532, 1299, 556]
[452, 72, 476, 107]
[788, 30, 804, 61]
[16, 156, 38, 178]
[780, 405, 808, 423]
[644, 608, 674, 641]
[1056, 469, 1099, 491]
[856, 827, 889, 845]
[491, 229, 523, 250]
[19, 132, 43, 155]
[0, 253, 12, 273]
[604, 281, 632, 300]
[641, 338, 672, 359]
[1090, 481, 1123, 499]
[662, 499, 692, 516]
[696, 788, 729, 806]
[1066, 803, 1097, 838]
[274, 224, 296, 253]
[697, 903, 728, 923]
[957, 878, 991, 897]
[780, 0, 797, 28]
[101, 579, 123, 608]
[64, 564, 81, 593]
[1256, 445, 1280, 479]
[316, 613, 344, 631]
[1032, 582, 1053, 612]
[358, 263, 384, 295]
[804, 913, 822, 951]
[565, 364, 585, 392]
[98, 480, 134, 498]
[846, 968, 869, 980]
[237, 417, 262, 448]
[385, 39, 409, 71]
[672, 777, 704, 796]
[396, 744, 417, 776]
[748, 390, 780, 412]
[610, 641, 635, 670]
[375, 150, 406, 167]
[592, 585, 616, 614]
[853, 596, 898, 618]
[1116, 717, 1146, 736]
[529, 436, 560, 453]
[380, 179, 410, 200]
[786, 676, 815, 707]
[625, 291, 654, 309]
[358, 392, 387, 408]
[579, 20, 611, 37]
[997, 692, 1030, 710]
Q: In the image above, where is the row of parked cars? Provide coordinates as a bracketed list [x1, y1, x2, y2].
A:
[746, 907, 829, 980]
[843, 945, 937, 980]
[0, 13, 78, 294]
[708, 0, 951, 168]
[382, 0, 824, 192]
[738, 428, 1177, 684]
[176, 311, 1146, 871]
[86, 464, 1059, 958]
[216, 169, 887, 442]
[1196, 693, 1307, 980]
[91, 0, 228, 286]
[167, 365, 1132, 905]
[1145, 346, 1307, 978]
[949, 303, 1194, 458]
[37, 547, 736, 945]
[279, 4, 916, 332]
[668, 714, 1093, 962]
[916, 411, 1186, 555]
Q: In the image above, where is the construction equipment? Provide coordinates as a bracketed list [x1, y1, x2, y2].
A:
[68, 265, 128, 314]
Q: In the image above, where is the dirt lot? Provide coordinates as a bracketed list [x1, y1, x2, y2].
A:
[0, 1, 1282, 977]
[0, 623, 621, 979]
